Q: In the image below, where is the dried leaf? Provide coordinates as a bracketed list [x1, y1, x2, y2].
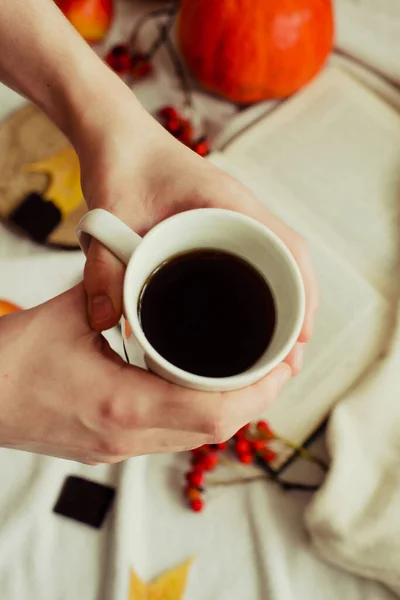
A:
[129, 560, 192, 600]
[129, 568, 146, 600]
[26, 146, 83, 217]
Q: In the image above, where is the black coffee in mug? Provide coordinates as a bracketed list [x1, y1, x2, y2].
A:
[138, 249, 276, 378]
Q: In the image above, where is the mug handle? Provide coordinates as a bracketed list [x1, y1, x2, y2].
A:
[76, 209, 142, 266]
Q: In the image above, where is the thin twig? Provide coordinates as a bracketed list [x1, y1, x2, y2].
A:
[146, 9, 176, 58]
[209, 475, 266, 487]
[208, 475, 319, 493]
[279, 481, 320, 492]
[127, 4, 177, 53]
[162, 23, 193, 109]
[253, 432, 329, 472]
[274, 436, 329, 471]
[288, 445, 328, 471]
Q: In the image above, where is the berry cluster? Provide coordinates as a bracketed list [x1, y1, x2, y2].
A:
[104, 44, 211, 157]
[183, 421, 277, 512]
[105, 45, 152, 80]
[158, 106, 210, 156]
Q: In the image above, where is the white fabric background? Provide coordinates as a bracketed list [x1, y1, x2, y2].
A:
[0, 1, 399, 599]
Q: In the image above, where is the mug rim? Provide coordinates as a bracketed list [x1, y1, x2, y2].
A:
[123, 208, 305, 388]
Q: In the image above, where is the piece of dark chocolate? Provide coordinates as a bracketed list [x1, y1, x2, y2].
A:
[53, 476, 116, 529]
[9, 193, 61, 243]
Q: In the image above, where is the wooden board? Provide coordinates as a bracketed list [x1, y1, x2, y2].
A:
[0, 103, 86, 248]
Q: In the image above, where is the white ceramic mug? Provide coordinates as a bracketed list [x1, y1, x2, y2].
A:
[76, 208, 305, 392]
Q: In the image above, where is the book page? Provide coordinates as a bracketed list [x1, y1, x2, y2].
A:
[222, 67, 400, 301]
[209, 152, 392, 455]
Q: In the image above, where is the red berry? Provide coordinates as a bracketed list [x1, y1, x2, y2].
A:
[186, 487, 202, 501]
[191, 444, 213, 469]
[184, 483, 204, 495]
[105, 45, 131, 74]
[130, 53, 152, 80]
[252, 439, 266, 452]
[238, 452, 253, 464]
[159, 105, 179, 121]
[257, 420, 275, 440]
[166, 116, 183, 135]
[190, 450, 203, 466]
[191, 445, 209, 456]
[235, 424, 250, 439]
[192, 136, 210, 157]
[202, 451, 218, 471]
[257, 420, 271, 432]
[177, 119, 193, 146]
[215, 441, 228, 451]
[191, 454, 209, 468]
[186, 470, 204, 487]
[192, 444, 211, 455]
[263, 449, 277, 463]
[190, 498, 204, 512]
[235, 438, 251, 454]
[193, 458, 208, 472]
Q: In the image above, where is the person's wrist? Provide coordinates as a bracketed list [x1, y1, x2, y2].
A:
[69, 72, 174, 215]
[63, 63, 158, 157]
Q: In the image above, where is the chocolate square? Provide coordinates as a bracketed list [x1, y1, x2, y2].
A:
[53, 476, 116, 529]
[9, 193, 61, 243]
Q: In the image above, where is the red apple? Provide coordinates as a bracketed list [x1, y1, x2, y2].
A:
[0, 300, 21, 317]
[56, 0, 114, 44]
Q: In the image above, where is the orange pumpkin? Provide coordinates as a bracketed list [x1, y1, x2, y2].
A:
[178, 0, 334, 104]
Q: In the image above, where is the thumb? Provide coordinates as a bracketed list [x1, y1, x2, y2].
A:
[84, 239, 125, 331]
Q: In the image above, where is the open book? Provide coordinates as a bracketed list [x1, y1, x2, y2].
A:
[209, 67, 400, 467]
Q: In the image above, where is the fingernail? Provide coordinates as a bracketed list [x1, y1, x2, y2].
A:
[278, 365, 292, 391]
[90, 294, 113, 326]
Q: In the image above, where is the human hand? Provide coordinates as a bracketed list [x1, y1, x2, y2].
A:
[75, 96, 318, 374]
[0, 285, 291, 463]
[0, 0, 314, 464]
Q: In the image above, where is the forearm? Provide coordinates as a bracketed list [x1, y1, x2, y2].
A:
[0, 0, 145, 146]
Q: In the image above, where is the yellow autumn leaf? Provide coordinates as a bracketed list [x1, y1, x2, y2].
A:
[129, 560, 192, 600]
[129, 568, 146, 600]
[26, 146, 83, 217]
